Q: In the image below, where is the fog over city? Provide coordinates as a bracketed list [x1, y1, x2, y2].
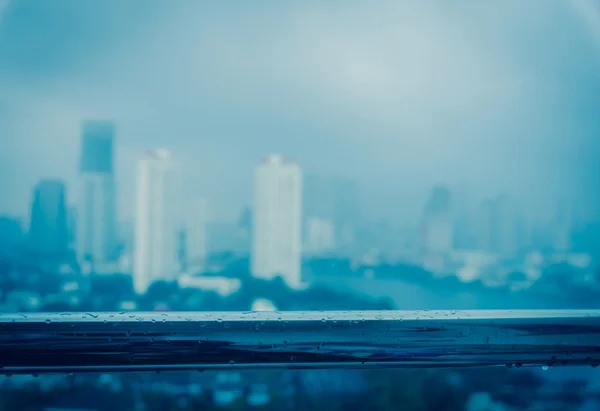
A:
[1, 0, 600, 224]
[3, 2, 600, 410]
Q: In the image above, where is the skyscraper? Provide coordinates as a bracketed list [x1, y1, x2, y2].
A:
[252, 154, 302, 289]
[77, 121, 116, 264]
[133, 149, 178, 294]
[551, 200, 572, 252]
[29, 180, 68, 254]
[477, 194, 519, 257]
[185, 198, 208, 273]
[420, 185, 453, 253]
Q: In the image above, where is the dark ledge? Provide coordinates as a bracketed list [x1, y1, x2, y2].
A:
[1, 310, 600, 374]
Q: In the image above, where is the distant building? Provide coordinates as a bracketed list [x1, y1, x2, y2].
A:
[305, 217, 335, 255]
[29, 180, 69, 254]
[477, 194, 519, 257]
[251, 154, 302, 289]
[237, 206, 252, 237]
[77, 121, 117, 264]
[133, 149, 178, 294]
[206, 222, 249, 255]
[66, 206, 77, 247]
[185, 198, 208, 272]
[551, 200, 572, 252]
[452, 189, 476, 250]
[303, 174, 361, 253]
[420, 185, 453, 254]
[178, 274, 241, 297]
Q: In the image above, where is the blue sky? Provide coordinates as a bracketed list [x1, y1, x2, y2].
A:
[1, 0, 599, 224]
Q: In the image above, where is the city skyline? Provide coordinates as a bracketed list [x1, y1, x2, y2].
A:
[2, 1, 600, 225]
[6, 129, 589, 262]
[7, 120, 587, 263]
[1, 3, 600, 409]
[1, 120, 590, 234]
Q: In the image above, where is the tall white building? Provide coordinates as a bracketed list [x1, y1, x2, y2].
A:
[185, 198, 208, 273]
[77, 121, 116, 264]
[251, 154, 302, 289]
[133, 149, 178, 294]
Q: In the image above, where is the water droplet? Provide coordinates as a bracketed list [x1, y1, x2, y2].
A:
[45, 319, 51, 324]
[217, 318, 223, 322]
[541, 365, 549, 371]
[229, 360, 235, 365]
[103, 320, 107, 324]
[321, 318, 326, 322]
[290, 356, 296, 361]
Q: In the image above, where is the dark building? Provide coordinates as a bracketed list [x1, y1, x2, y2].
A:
[78, 120, 117, 263]
[29, 180, 69, 254]
[80, 121, 114, 173]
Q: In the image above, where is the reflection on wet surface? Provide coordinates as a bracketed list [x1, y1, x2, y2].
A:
[1, 310, 600, 374]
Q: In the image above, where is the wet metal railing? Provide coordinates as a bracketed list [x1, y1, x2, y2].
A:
[1, 310, 600, 374]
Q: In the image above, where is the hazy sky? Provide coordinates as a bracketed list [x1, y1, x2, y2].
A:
[1, 0, 599, 224]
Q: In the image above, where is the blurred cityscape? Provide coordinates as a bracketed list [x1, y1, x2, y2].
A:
[2, 0, 600, 409]
[0, 120, 599, 411]
[2, 120, 599, 311]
